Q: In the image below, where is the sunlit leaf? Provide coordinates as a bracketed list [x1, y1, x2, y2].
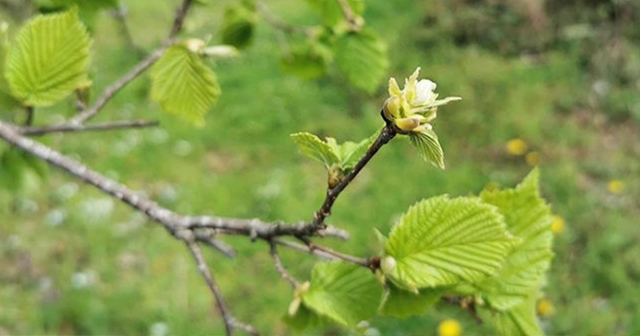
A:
[495, 292, 543, 336]
[334, 29, 388, 93]
[408, 129, 445, 169]
[474, 169, 554, 310]
[150, 44, 220, 126]
[385, 196, 520, 291]
[290, 132, 340, 169]
[380, 283, 446, 318]
[302, 261, 383, 327]
[4, 9, 91, 106]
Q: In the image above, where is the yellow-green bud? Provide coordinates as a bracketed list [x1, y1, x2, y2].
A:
[381, 256, 397, 274]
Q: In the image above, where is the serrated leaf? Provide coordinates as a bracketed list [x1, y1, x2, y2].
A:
[409, 129, 445, 169]
[474, 169, 554, 311]
[5, 9, 91, 106]
[150, 44, 220, 126]
[305, 0, 364, 27]
[302, 261, 383, 327]
[381, 283, 445, 318]
[385, 196, 520, 291]
[337, 131, 377, 169]
[334, 29, 388, 93]
[290, 132, 340, 169]
[495, 293, 543, 336]
[221, 2, 255, 49]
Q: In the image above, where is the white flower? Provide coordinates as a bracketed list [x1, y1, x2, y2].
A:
[383, 67, 461, 133]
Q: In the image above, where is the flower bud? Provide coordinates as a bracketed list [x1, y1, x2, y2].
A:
[380, 256, 397, 274]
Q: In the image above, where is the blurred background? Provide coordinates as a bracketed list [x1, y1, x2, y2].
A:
[0, 0, 639, 334]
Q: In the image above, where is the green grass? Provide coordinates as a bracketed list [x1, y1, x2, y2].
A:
[1, 0, 639, 335]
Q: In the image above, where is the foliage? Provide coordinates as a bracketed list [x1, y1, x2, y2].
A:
[3, 0, 638, 335]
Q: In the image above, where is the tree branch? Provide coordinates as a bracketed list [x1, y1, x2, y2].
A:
[256, 2, 314, 36]
[184, 239, 235, 336]
[310, 121, 396, 231]
[68, 47, 167, 125]
[269, 240, 299, 288]
[20, 120, 159, 136]
[69, 0, 195, 125]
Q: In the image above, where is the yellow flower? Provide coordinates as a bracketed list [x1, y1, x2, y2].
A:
[506, 138, 528, 156]
[383, 67, 461, 133]
[438, 319, 462, 336]
[525, 151, 541, 166]
[607, 180, 625, 194]
[537, 298, 555, 317]
[551, 215, 565, 234]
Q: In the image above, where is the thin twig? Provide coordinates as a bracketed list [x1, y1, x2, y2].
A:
[335, 0, 361, 29]
[184, 239, 235, 336]
[20, 120, 159, 136]
[69, 0, 194, 125]
[68, 47, 167, 125]
[310, 122, 396, 231]
[110, 4, 139, 53]
[194, 229, 237, 258]
[24, 106, 34, 126]
[256, 2, 314, 36]
[169, 0, 193, 38]
[269, 240, 299, 288]
[274, 238, 371, 268]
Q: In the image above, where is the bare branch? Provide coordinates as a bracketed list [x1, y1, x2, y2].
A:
[68, 47, 167, 125]
[169, 0, 194, 38]
[269, 240, 299, 288]
[0, 120, 350, 241]
[69, 0, 195, 125]
[335, 0, 362, 29]
[194, 229, 237, 258]
[311, 121, 396, 231]
[256, 2, 314, 36]
[274, 238, 371, 268]
[184, 239, 235, 336]
[20, 120, 159, 136]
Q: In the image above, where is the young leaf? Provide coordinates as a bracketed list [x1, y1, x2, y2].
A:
[221, 2, 256, 49]
[408, 129, 445, 169]
[305, 0, 364, 28]
[334, 29, 388, 93]
[336, 131, 377, 169]
[384, 196, 520, 291]
[283, 303, 327, 331]
[302, 261, 383, 327]
[380, 283, 446, 319]
[474, 169, 554, 311]
[290, 132, 340, 169]
[150, 44, 220, 126]
[5, 9, 90, 107]
[494, 293, 544, 336]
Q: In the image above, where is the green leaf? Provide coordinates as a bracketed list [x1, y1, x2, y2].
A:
[474, 169, 554, 311]
[280, 40, 331, 80]
[221, 2, 256, 49]
[290, 132, 340, 169]
[334, 29, 388, 93]
[150, 44, 220, 126]
[380, 283, 445, 318]
[334, 131, 377, 169]
[305, 0, 364, 27]
[408, 129, 445, 169]
[283, 304, 327, 331]
[302, 261, 383, 327]
[384, 196, 520, 291]
[0, 148, 47, 193]
[4, 9, 91, 107]
[495, 293, 544, 336]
